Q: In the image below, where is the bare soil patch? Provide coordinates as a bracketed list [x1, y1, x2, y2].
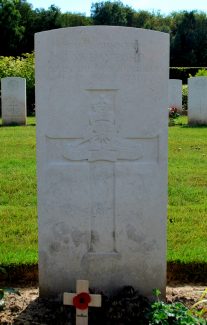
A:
[0, 282, 206, 324]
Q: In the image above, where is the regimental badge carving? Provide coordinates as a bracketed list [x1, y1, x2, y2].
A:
[63, 90, 143, 162]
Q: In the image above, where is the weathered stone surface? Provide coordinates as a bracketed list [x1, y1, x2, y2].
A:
[188, 77, 207, 125]
[35, 26, 169, 298]
[168, 79, 182, 113]
[1, 77, 26, 125]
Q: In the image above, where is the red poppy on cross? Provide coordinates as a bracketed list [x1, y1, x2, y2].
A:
[63, 280, 102, 325]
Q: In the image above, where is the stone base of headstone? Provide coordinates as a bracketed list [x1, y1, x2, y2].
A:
[2, 118, 27, 126]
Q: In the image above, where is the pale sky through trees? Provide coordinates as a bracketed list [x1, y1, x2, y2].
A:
[29, 0, 207, 15]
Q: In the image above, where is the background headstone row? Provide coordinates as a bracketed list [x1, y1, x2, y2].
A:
[169, 77, 207, 125]
[1, 76, 207, 126]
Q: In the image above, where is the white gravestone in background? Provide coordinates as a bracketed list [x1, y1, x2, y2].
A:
[168, 79, 182, 113]
[35, 26, 169, 298]
[1, 77, 26, 125]
[188, 77, 207, 125]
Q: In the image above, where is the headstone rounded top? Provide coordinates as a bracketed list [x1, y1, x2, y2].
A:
[35, 25, 169, 38]
[169, 79, 182, 82]
[188, 76, 207, 87]
[35, 25, 169, 95]
[2, 77, 25, 81]
[188, 76, 207, 80]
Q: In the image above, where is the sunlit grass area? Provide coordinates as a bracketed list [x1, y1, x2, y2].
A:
[0, 117, 37, 265]
[0, 116, 207, 266]
[168, 116, 207, 263]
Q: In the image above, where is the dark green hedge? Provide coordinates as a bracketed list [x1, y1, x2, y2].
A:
[170, 67, 207, 84]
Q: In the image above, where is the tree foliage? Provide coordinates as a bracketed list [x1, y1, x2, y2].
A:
[170, 11, 207, 66]
[0, 0, 25, 55]
[90, 2, 207, 67]
[0, 0, 91, 55]
[1, 0, 207, 67]
[91, 1, 133, 26]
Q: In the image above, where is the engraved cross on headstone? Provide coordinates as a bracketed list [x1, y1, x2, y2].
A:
[47, 91, 145, 253]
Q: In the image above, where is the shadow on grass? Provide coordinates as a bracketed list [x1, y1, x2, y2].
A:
[169, 122, 207, 128]
[181, 124, 207, 128]
[0, 123, 36, 127]
[167, 262, 207, 283]
[1, 262, 207, 287]
[0, 264, 38, 287]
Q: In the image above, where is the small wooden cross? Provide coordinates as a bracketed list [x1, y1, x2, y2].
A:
[63, 280, 102, 325]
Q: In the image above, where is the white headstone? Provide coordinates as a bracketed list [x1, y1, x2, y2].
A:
[168, 79, 182, 113]
[1, 77, 26, 125]
[35, 26, 169, 298]
[188, 77, 207, 125]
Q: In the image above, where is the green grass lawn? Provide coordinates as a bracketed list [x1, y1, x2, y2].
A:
[0, 116, 207, 266]
[0, 117, 37, 265]
[168, 116, 207, 263]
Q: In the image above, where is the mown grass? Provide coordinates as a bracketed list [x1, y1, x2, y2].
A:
[0, 116, 207, 266]
[168, 116, 207, 263]
[0, 117, 37, 265]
